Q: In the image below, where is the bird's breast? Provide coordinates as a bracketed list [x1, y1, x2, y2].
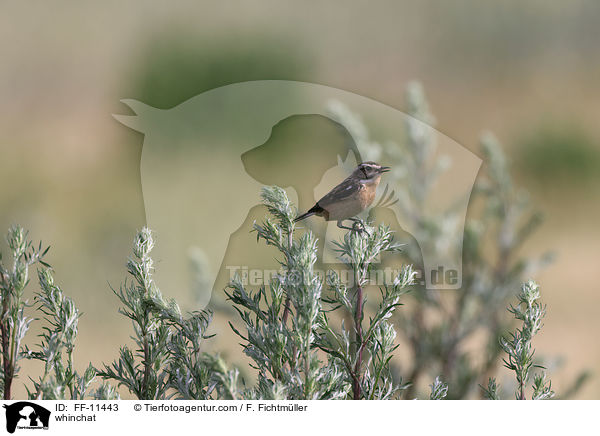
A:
[359, 177, 380, 208]
[358, 186, 375, 208]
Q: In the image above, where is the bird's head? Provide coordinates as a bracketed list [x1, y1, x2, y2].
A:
[353, 162, 390, 181]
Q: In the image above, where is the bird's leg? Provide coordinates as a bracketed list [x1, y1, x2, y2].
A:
[337, 220, 355, 231]
[349, 218, 371, 235]
[335, 218, 370, 235]
[337, 219, 371, 235]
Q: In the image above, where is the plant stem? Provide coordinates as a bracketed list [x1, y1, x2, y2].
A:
[142, 335, 151, 399]
[282, 223, 294, 325]
[303, 338, 311, 399]
[1, 299, 12, 400]
[281, 296, 291, 324]
[518, 376, 525, 400]
[352, 284, 364, 400]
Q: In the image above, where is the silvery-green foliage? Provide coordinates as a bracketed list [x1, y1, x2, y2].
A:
[92, 381, 120, 400]
[227, 186, 333, 399]
[101, 212, 416, 400]
[157, 305, 217, 400]
[531, 373, 554, 400]
[0, 225, 49, 399]
[429, 376, 448, 400]
[497, 280, 554, 400]
[328, 82, 563, 399]
[99, 228, 217, 400]
[482, 377, 499, 400]
[227, 187, 415, 399]
[319, 227, 415, 399]
[201, 354, 242, 400]
[0, 225, 118, 400]
[99, 228, 172, 399]
[25, 268, 95, 399]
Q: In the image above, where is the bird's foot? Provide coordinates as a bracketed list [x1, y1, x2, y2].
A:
[350, 218, 371, 236]
[337, 219, 371, 235]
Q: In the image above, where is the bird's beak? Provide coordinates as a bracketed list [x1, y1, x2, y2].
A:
[380, 166, 390, 173]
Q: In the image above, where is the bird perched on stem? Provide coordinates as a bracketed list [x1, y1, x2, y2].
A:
[295, 162, 390, 231]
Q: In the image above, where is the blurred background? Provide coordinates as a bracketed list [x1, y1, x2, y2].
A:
[0, 1, 598, 398]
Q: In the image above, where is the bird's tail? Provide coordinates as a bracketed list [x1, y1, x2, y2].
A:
[295, 204, 324, 222]
[294, 210, 316, 222]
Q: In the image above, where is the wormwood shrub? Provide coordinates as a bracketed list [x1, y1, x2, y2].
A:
[484, 280, 554, 400]
[98, 228, 222, 400]
[0, 84, 566, 400]
[97, 186, 555, 400]
[325, 82, 587, 399]
[227, 186, 415, 399]
[0, 208, 555, 399]
[221, 187, 555, 400]
[0, 226, 117, 400]
[0, 225, 47, 399]
[98, 187, 417, 400]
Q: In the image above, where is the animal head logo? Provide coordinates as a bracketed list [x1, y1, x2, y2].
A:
[114, 80, 481, 306]
[3, 402, 51, 433]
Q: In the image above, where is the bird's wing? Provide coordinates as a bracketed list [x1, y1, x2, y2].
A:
[316, 178, 362, 209]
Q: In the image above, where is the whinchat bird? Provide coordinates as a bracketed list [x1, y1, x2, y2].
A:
[295, 162, 390, 231]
